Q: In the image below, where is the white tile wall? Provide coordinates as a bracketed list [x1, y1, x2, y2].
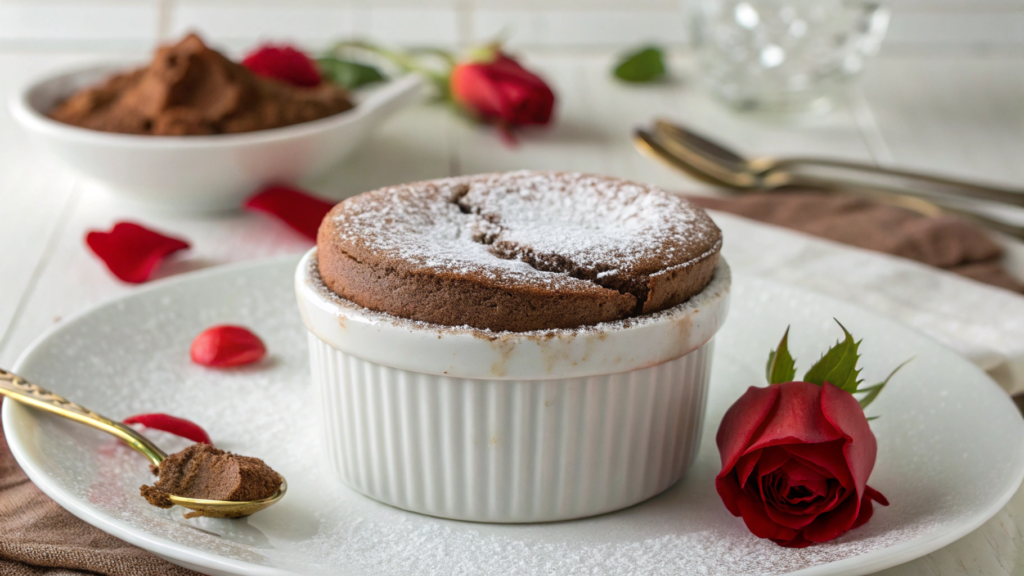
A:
[0, 0, 1021, 52]
[472, 9, 687, 48]
[0, 1, 159, 49]
[885, 9, 1024, 49]
[169, 4, 354, 53]
[355, 7, 461, 47]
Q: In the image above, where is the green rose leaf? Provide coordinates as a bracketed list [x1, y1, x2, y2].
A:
[803, 320, 862, 393]
[766, 326, 796, 385]
[613, 46, 666, 83]
[317, 57, 387, 89]
[858, 358, 912, 410]
[763, 320, 909, 419]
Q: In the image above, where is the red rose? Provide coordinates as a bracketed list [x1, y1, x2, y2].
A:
[716, 381, 888, 548]
[450, 52, 555, 130]
[242, 44, 321, 87]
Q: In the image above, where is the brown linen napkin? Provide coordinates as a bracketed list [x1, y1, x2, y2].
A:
[0, 400, 200, 576]
[691, 191, 1024, 294]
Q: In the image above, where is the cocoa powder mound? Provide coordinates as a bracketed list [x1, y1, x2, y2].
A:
[49, 34, 353, 136]
[141, 444, 282, 515]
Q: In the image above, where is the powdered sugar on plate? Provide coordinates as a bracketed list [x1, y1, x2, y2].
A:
[6, 256, 1022, 576]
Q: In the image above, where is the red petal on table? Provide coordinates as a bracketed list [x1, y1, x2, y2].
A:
[123, 413, 211, 444]
[190, 325, 267, 368]
[241, 44, 321, 87]
[244, 185, 334, 241]
[85, 222, 190, 284]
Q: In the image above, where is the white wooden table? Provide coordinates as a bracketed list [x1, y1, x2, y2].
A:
[1, 47, 1022, 575]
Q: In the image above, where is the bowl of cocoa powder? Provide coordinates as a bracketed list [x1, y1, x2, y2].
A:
[9, 34, 424, 213]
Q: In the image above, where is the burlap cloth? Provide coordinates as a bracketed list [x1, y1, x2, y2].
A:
[1, 191, 1020, 575]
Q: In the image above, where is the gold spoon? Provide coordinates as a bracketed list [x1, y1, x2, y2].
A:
[0, 367, 286, 518]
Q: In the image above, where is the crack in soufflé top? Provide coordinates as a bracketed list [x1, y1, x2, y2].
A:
[317, 171, 723, 332]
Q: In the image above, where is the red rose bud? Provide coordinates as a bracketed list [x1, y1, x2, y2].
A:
[85, 222, 190, 284]
[450, 52, 555, 130]
[715, 381, 888, 548]
[191, 325, 267, 368]
[244, 185, 334, 241]
[124, 413, 212, 445]
[242, 44, 321, 87]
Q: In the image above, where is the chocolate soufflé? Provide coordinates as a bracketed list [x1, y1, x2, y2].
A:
[49, 34, 353, 136]
[317, 171, 723, 332]
[141, 444, 282, 519]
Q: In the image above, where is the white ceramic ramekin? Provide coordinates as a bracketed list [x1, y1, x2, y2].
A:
[10, 65, 423, 213]
[295, 248, 730, 523]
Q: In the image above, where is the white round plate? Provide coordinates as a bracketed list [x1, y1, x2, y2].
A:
[4, 256, 1023, 576]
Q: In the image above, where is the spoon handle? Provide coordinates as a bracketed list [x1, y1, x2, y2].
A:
[0, 368, 166, 465]
[767, 157, 1024, 208]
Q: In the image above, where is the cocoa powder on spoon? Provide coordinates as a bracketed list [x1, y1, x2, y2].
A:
[141, 443, 282, 518]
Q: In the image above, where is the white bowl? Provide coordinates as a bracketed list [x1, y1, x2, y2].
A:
[9, 64, 425, 213]
[295, 248, 731, 523]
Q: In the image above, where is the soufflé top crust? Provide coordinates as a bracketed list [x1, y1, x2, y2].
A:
[317, 171, 723, 332]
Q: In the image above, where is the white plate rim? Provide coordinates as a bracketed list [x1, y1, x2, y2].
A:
[3, 256, 1023, 576]
[4, 256, 304, 575]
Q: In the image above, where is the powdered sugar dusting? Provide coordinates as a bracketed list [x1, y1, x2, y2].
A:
[10, 258, 1017, 575]
[329, 171, 721, 290]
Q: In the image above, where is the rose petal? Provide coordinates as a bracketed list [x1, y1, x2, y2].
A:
[773, 532, 814, 548]
[754, 446, 790, 478]
[779, 459, 829, 484]
[452, 64, 510, 121]
[244, 185, 334, 241]
[849, 497, 875, 532]
[242, 44, 321, 87]
[773, 462, 831, 505]
[736, 490, 800, 542]
[715, 473, 746, 517]
[734, 451, 761, 487]
[775, 466, 846, 519]
[820, 382, 879, 500]
[716, 385, 780, 477]
[783, 440, 856, 491]
[85, 222, 190, 284]
[801, 490, 861, 542]
[745, 382, 843, 453]
[756, 457, 826, 530]
[850, 486, 889, 530]
[761, 487, 821, 530]
[123, 413, 211, 444]
[190, 325, 267, 367]
[865, 485, 889, 507]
